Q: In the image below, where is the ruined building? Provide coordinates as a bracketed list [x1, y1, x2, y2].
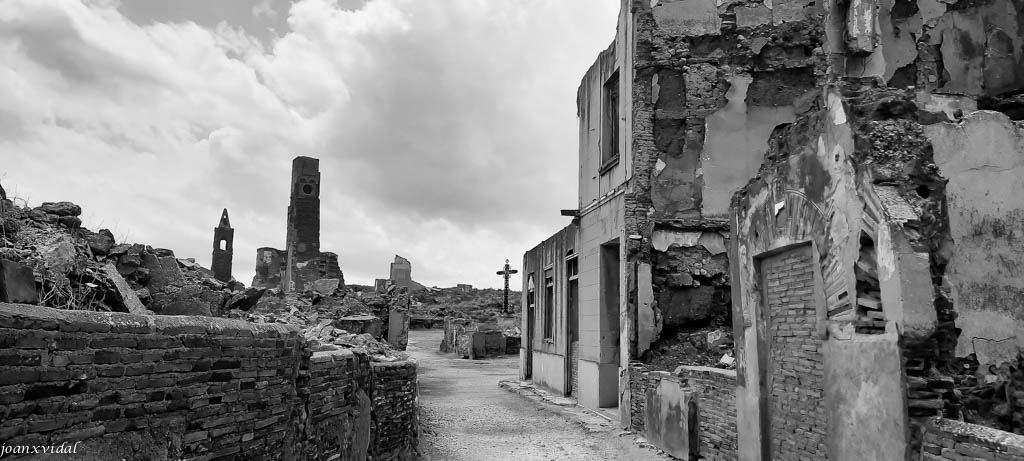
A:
[253, 156, 343, 291]
[389, 255, 424, 291]
[210, 208, 233, 283]
[522, 0, 1024, 459]
[374, 255, 425, 293]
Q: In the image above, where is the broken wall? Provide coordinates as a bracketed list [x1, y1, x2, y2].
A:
[625, 0, 824, 374]
[253, 247, 286, 289]
[728, 87, 917, 459]
[627, 362, 737, 460]
[0, 303, 418, 460]
[722, 0, 1024, 455]
[924, 112, 1024, 368]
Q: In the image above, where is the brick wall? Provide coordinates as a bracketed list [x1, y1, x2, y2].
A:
[570, 340, 579, 397]
[369, 362, 417, 460]
[629, 363, 648, 432]
[921, 417, 1024, 461]
[627, 363, 737, 460]
[301, 350, 372, 460]
[678, 366, 737, 461]
[761, 246, 827, 460]
[0, 303, 417, 460]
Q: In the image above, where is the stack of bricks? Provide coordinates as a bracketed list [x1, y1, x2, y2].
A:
[921, 417, 1024, 461]
[369, 361, 417, 460]
[677, 366, 738, 461]
[0, 303, 419, 460]
[761, 246, 827, 459]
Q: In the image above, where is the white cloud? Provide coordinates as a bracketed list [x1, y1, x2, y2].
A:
[0, 0, 618, 288]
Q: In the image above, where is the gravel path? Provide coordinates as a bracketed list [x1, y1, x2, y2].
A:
[410, 329, 662, 461]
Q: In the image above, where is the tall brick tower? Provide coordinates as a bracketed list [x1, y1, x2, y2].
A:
[211, 208, 233, 283]
[284, 156, 321, 290]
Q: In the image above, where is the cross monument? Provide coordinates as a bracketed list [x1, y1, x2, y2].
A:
[496, 259, 518, 314]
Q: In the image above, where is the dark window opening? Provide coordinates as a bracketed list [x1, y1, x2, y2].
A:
[527, 274, 536, 339]
[600, 242, 620, 366]
[566, 256, 579, 343]
[544, 270, 554, 340]
[302, 184, 314, 195]
[601, 71, 620, 172]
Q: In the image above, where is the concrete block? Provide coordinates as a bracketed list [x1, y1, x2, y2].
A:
[0, 259, 37, 304]
[387, 310, 410, 350]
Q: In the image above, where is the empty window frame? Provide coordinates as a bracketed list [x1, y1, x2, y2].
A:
[543, 269, 555, 340]
[601, 71, 620, 171]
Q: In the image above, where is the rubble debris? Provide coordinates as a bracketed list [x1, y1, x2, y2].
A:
[225, 286, 266, 311]
[36, 201, 81, 217]
[101, 263, 150, 315]
[86, 228, 115, 255]
[0, 198, 267, 315]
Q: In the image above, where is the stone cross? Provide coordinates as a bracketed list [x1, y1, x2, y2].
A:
[495, 259, 518, 314]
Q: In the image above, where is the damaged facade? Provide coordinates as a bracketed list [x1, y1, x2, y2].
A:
[253, 156, 343, 292]
[523, 0, 1024, 458]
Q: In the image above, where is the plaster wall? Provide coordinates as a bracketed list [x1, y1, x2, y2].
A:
[577, 358, 619, 409]
[876, 221, 936, 339]
[578, 195, 624, 365]
[644, 375, 690, 459]
[823, 331, 907, 461]
[532, 350, 567, 396]
[701, 76, 796, 218]
[925, 111, 1024, 366]
[577, 193, 624, 409]
[578, 40, 630, 208]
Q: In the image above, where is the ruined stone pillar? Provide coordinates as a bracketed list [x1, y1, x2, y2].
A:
[211, 208, 233, 283]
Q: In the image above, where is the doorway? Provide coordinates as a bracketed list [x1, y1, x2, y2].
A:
[525, 274, 536, 380]
[599, 240, 620, 408]
[566, 254, 579, 396]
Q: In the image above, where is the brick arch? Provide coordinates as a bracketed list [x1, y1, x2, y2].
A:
[744, 188, 851, 319]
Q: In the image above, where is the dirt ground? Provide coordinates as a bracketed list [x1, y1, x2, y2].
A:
[410, 329, 663, 461]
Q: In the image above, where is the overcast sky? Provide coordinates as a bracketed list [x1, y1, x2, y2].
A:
[0, 0, 619, 289]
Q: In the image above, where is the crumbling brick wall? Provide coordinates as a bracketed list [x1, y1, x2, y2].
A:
[302, 350, 373, 460]
[679, 366, 738, 461]
[761, 244, 827, 460]
[920, 417, 1024, 461]
[369, 362, 417, 460]
[627, 362, 738, 460]
[0, 303, 418, 460]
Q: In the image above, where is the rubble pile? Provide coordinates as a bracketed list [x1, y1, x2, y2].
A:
[952, 352, 1024, 434]
[409, 286, 521, 324]
[0, 185, 405, 362]
[0, 193, 262, 316]
[233, 283, 408, 361]
[641, 325, 735, 371]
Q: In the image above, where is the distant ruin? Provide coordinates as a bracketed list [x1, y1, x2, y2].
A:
[374, 255, 424, 294]
[210, 208, 233, 283]
[252, 156, 343, 291]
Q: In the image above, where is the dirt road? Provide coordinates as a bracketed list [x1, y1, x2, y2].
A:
[410, 329, 661, 461]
